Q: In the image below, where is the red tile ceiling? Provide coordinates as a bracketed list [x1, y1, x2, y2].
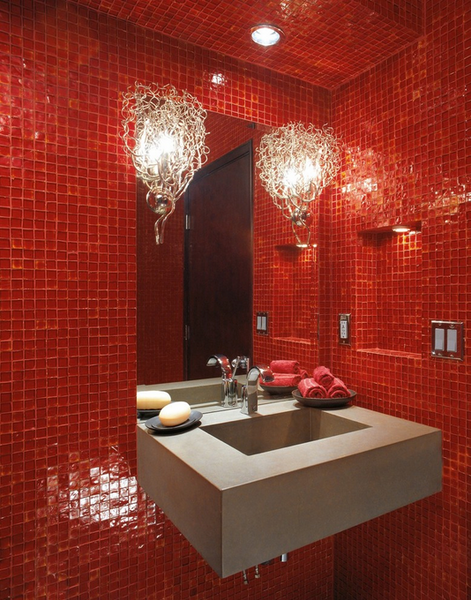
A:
[70, 0, 423, 89]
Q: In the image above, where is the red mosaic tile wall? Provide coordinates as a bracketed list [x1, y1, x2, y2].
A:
[0, 0, 333, 598]
[330, 1, 470, 598]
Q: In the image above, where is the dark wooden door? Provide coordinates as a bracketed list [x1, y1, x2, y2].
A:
[184, 141, 253, 379]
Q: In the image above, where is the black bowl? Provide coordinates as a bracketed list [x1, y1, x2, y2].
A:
[292, 389, 356, 409]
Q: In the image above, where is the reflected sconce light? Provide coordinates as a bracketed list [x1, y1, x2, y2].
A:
[121, 82, 209, 244]
[256, 122, 341, 246]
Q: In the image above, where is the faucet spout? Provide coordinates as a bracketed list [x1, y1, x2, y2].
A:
[206, 354, 232, 379]
[241, 365, 274, 415]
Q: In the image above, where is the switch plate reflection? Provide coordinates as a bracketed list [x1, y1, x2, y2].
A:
[256, 312, 269, 335]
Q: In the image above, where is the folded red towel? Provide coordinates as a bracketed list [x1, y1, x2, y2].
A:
[313, 366, 334, 389]
[327, 377, 350, 398]
[298, 378, 327, 398]
[270, 360, 300, 374]
[263, 373, 302, 387]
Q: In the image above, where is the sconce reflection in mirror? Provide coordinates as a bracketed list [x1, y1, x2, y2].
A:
[121, 83, 209, 244]
[256, 122, 341, 246]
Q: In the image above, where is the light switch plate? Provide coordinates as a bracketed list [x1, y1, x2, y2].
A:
[431, 320, 464, 360]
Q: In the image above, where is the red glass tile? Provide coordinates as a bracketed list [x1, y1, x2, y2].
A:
[69, 0, 422, 89]
[1, 0, 469, 598]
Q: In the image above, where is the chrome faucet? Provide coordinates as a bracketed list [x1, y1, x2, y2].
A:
[241, 365, 274, 415]
[206, 354, 238, 407]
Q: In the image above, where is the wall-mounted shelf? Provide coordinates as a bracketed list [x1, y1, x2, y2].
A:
[358, 221, 421, 235]
[356, 222, 422, 355]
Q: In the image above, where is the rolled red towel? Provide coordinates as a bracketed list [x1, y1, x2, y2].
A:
[313, 366, 334, 389]
[298, 378, 327, 398]
[270, 360, 300, 374]
[263, 373, 302, 387]
[327, 377, 350, 398]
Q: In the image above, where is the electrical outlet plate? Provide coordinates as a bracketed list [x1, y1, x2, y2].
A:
[431, 320, 464, 360]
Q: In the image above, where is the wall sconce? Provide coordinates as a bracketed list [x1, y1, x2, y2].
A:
[121, 82, 209, 244]
[256, 122, 341, 246]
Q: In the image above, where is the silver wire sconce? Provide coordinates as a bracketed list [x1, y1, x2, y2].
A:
[256, 122, 341, 246]
[122, 82, 209, 244]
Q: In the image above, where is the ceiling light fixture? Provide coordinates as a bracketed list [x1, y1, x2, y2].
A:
[121, 82, 209, 244]
[251, 24, 284, 47]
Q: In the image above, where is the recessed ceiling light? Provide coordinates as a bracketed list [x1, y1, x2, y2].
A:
[392, 226, 411, 233]
[251, 25, 284, 47]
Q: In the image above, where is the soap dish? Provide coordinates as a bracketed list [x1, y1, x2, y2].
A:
[137, 408, 161, 420]
[145, 410, 203, 433]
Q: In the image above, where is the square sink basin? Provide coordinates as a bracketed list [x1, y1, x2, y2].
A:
[202, 409, 370, 455]
[137, 400, 442, 577]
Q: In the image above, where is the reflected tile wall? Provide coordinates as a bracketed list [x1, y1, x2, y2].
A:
[330, 1, 470, 598]
[0, 0, 333, 598]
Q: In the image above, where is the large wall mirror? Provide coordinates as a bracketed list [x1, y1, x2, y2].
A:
[137, 112, 273, 385]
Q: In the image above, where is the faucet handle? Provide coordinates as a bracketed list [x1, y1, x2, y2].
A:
[231, 355, 250, 378]
[231, 355, 250, 369]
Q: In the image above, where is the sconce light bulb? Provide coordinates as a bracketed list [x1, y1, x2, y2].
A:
[303, 158, 321, 184]
[283, 166, 299, 188]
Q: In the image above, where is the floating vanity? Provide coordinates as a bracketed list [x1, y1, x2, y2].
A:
[137, 397, 441, 578]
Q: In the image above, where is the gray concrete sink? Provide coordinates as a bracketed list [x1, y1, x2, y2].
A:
[202, 409, 370, 455]
[137, 400, 442, 578]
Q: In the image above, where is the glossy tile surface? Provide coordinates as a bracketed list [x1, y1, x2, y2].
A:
[69, 0, 423, 89]
[329, 1, 469, 598]
[1, 0, 469, 598]
[0, 0, 333, 598]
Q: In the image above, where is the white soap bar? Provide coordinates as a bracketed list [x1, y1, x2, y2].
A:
[159, 401, 191, 427]
[136, 390, 171, 409]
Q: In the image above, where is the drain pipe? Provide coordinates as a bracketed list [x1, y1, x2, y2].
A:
[243, 554, 289, 584]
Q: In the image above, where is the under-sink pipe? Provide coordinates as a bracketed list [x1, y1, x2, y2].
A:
[243, 555, 288, 584]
